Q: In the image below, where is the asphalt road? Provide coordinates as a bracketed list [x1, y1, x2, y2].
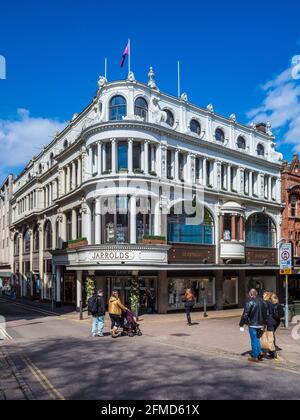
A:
[1, 297, 300, 401]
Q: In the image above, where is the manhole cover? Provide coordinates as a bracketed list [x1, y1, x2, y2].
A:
[170, 334, 191, 337]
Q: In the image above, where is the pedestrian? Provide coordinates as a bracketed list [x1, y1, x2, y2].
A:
[88, 289, 106, 338]
[108, 291, 128, 338]
[269, 294, 284, 358]
[239, 289, 268, 363]
[183, 288, 195, 326]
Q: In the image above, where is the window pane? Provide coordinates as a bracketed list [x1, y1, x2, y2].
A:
[118, 142, 128, 171]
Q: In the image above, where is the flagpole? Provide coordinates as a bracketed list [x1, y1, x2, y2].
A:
[105, 58, 107, 80]
[178, 61, 181, 98]
[128, 39, 131, 75]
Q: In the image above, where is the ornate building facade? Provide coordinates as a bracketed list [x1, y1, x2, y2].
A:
[6, 69, 283, 313]
[281, 154, 300, 301]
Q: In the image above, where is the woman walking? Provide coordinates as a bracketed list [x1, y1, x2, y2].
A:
[108, 290, 128, 338]
[263, 291, 280, 359]
[184, 288, 195, 326]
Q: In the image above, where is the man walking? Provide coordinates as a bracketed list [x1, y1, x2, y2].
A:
[88, 289, 106, 338]
[240, 289, 268, 363]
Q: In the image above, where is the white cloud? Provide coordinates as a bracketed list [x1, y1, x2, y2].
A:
[247, 58, 300, 152]
[0, 109, 66, 183]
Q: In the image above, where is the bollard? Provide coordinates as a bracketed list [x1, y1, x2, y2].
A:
[80, 301, 83, 321]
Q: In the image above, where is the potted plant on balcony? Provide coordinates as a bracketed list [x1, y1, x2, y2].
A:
[143, 235, 166, 245]
[66, 237, 88, 250]
[149, 171, 157, 177]
[134, 168, 145, 175]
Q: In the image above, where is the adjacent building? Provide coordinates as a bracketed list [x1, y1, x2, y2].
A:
[0, 175, 14, 289]
[281, 154, 300, 301]
[4, 69, 283, 313]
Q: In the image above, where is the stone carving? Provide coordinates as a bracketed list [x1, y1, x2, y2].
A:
[180, 92, 188, 102]
[230, 113, 237, 123]
[148, 67, 158, 90]
[151, 98, 166, 124]
[266, 121, 273, 136]
[127, 71, 136, 82]
[207, 104, 214, 113]
[98, 76, 107, 90]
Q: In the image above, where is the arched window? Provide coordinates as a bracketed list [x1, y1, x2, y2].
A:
[165, 109, 175, 127]
[49, 153, 55, 167]
[23, 230, 31, 254]
[44, 221, 53, 250]
[257, 144, 265, 157]
[246, 213, 276, 248]
[33, 226, 39, 252]
[168, 206, 214, 245]
[215, 128, 225, 143]
[291, 196, 298, 218]
[237, 136, 246, 150]
[190, 119, 201, 136]
[63, 139, 69, 149]
[134, 97, 148, 121]
[109, 95, 127, 121]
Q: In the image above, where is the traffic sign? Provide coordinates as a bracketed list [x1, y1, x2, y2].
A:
[280, 243, 293, 271]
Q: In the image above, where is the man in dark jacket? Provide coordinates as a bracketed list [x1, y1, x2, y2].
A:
[240, 289, 268, 363]
[89, 289, 106, 338]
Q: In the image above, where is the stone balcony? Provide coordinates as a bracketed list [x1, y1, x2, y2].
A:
[220, 241, 245, 260]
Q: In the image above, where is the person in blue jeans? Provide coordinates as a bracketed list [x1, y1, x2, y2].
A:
[89, 289, 106, 338]
[240, 289, 268, 363]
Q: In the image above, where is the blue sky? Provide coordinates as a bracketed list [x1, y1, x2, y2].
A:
[1, 0, 300, 183]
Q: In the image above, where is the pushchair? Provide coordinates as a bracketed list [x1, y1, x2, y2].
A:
[122, 310, 143, 337]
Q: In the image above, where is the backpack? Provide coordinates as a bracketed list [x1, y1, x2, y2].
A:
[274, 304, 284, 320]
[88, 296, 98, 315]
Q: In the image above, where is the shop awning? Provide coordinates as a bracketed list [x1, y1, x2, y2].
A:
[0, 271, 12, 278]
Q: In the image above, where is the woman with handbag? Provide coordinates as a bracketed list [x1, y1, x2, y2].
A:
[184, 288, 195, 326]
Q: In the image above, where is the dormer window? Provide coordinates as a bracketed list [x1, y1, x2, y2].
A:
[63, 140, 69, 149]
[237, 136, 246, 150]
[257, 144, 265, 157]
[164, 109, 175, 127]
[190, 119, 201, 136]
[109, 95, 127, 121]
[215, 128, 225, 143]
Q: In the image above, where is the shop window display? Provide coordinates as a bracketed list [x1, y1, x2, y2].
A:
[168, 278, 215, 310]
[223, 277, 238, 306]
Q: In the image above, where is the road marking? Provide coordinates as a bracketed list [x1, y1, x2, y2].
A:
[0, 327, 13, 341]
[22, 355, 65, 401]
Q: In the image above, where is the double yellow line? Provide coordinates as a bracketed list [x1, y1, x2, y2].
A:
[21, 355, 65, 401]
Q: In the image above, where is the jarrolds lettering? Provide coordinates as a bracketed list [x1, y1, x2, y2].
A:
[90, 251, 134, 261]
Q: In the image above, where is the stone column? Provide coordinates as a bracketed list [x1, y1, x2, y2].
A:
[72, 209, 77, 240]
[144, 141, 149, 175]
[66, 165, 71, 193]
[128, 139, 133, 174]
[38, 225, 44, 300]
[72, 162, 76, 190]
[174, 149, 179, 181]
[151, 144, 156, 173]
[220, 214, 224, 241]
[83, 202, 92, 244]
[231, 215, 237, 241]
[154, 198, 161, 236]
[227, 165, 231, 191]
[239, 217, 244, 241]
[29, 229, 33, 297]
[19, 234, 24, 296]
[268, 176, 272, 201]
[130, 195, 137, 244]
[112, 139, 117, 174]
[102, 144, 107, 172]
[55, 265, 62, 307]
[203, 159, 207, 186]
[97, 142, 102, 176]
[88, 147, 93, 178]
[249, 172, 253, 197]
[77, 157, 82, 185]
[76, 270, 83, 311]
[95, 198, 102, 245]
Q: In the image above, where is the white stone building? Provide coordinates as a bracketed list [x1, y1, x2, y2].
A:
[0, 175, 14, 288]
[7, 69, 283, 313]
